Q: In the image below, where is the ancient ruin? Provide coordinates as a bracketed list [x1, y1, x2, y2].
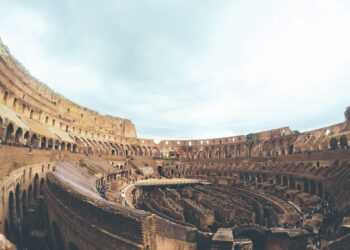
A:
[0, 38, 349, 250]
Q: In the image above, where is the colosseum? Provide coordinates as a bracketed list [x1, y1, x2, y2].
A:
[0, 37, 349, 250]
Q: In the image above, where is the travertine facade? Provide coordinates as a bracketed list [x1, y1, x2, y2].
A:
[0, 39, 349, 250]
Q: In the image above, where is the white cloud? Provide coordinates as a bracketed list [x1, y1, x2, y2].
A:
[0, 0, 349, 139]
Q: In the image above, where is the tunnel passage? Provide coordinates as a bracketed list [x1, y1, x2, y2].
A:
[237, 229, 267, 250]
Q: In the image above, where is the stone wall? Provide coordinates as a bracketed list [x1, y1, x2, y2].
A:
[46, 169, 156, 248]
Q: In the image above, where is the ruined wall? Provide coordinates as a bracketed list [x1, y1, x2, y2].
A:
[46, 171, 156, 250]
[0, 38, 137, 140]
[155, 217, 197, 250]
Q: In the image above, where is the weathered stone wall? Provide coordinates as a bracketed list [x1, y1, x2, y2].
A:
[46, 171, 155, 249]
[0, 39, 137, 139]
[155, 217, 197, 250]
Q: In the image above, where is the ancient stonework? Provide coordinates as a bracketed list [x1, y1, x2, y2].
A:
[0, 39, 349, 250]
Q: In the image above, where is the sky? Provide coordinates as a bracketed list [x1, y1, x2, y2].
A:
[0, 0, 349, 141]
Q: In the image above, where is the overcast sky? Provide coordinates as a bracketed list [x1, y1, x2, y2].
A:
[0, 0, 349, 141]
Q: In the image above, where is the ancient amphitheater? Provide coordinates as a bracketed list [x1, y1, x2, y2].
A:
[0, 38, 349, 250]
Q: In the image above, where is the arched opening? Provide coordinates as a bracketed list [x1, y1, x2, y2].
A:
[5, 220, 10, 241]
[30, 134, 38, 147]
[317, 183, 324, 197]
[52, 221, 65, 250]
[330, 138, 338, 150]
[23, 131, 30, 145]
[48, 139, 54, 150]
[34, 174, 39, 200]
[22, 190, 27, 217]
[289, 176, 295, 189]
[282, 176, 288, 186]
[40, 178, 45, 195]
[73, 144, 77, 153]
[68, 242, 79, 250]
[41, 137, 47, 149]
[238, 230, 266, 250]
[61, 142, 66, 151]
[8, 191, 16, 233]
[288, 144, 294, 154]
[28, 185, 33, 205]
[142, 146, 147, 156]
[67, 143, 72, 152]
[157, 166, 164, 176]
[55, 140, 60, 150]
[13, 98, 17, 108]
[340, 135, 348, 149]
[111, 149, 116, 155]
[8, 191, 17, 244]
[310, 180, 316, 195]
[15, 184, 22, 219]
[3, 91, 9, 102]
[14, 127, 23, 144]
[5, 123, 14, 142]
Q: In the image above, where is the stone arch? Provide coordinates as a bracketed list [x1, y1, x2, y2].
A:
[340, 135, 348, 149]
[236, 144, 241, 157]
[22, 190, 27, 217]
[67, 143, 72, 152]
[14, 127, 23, 144]
[288, 144, 294, 154]
[48, 138, 54, 149]
[3, 90, 9, 102]
[23, 131, 30, 144]
[330, 138, 338, 150]
[41, 137, 47, 149]
[61, 142, 66, 151]
[142, 146, 147, 156]
[34, 173, 39, 199]
[55, 140, 60, 150]
[73, 144, 78, 153]
[28, 185, 33, 205]
[157, 166, 164, 176]
[233, 224, 268, 250]
[5, 123, 14, 142]
[8, 191, 15, 242]
[30, 134, 38, 147]
[12, 98, 17, 108]
[15, 184, 22, 220]
[40, 178, 45, 195]
[125, 145, 131, 156]
[310, 179, 316, 195]
[152, 147, 160, 157]
[52, 221, 65, 250]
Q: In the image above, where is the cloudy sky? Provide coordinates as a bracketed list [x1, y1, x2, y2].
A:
[0, 0, 349, 140]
